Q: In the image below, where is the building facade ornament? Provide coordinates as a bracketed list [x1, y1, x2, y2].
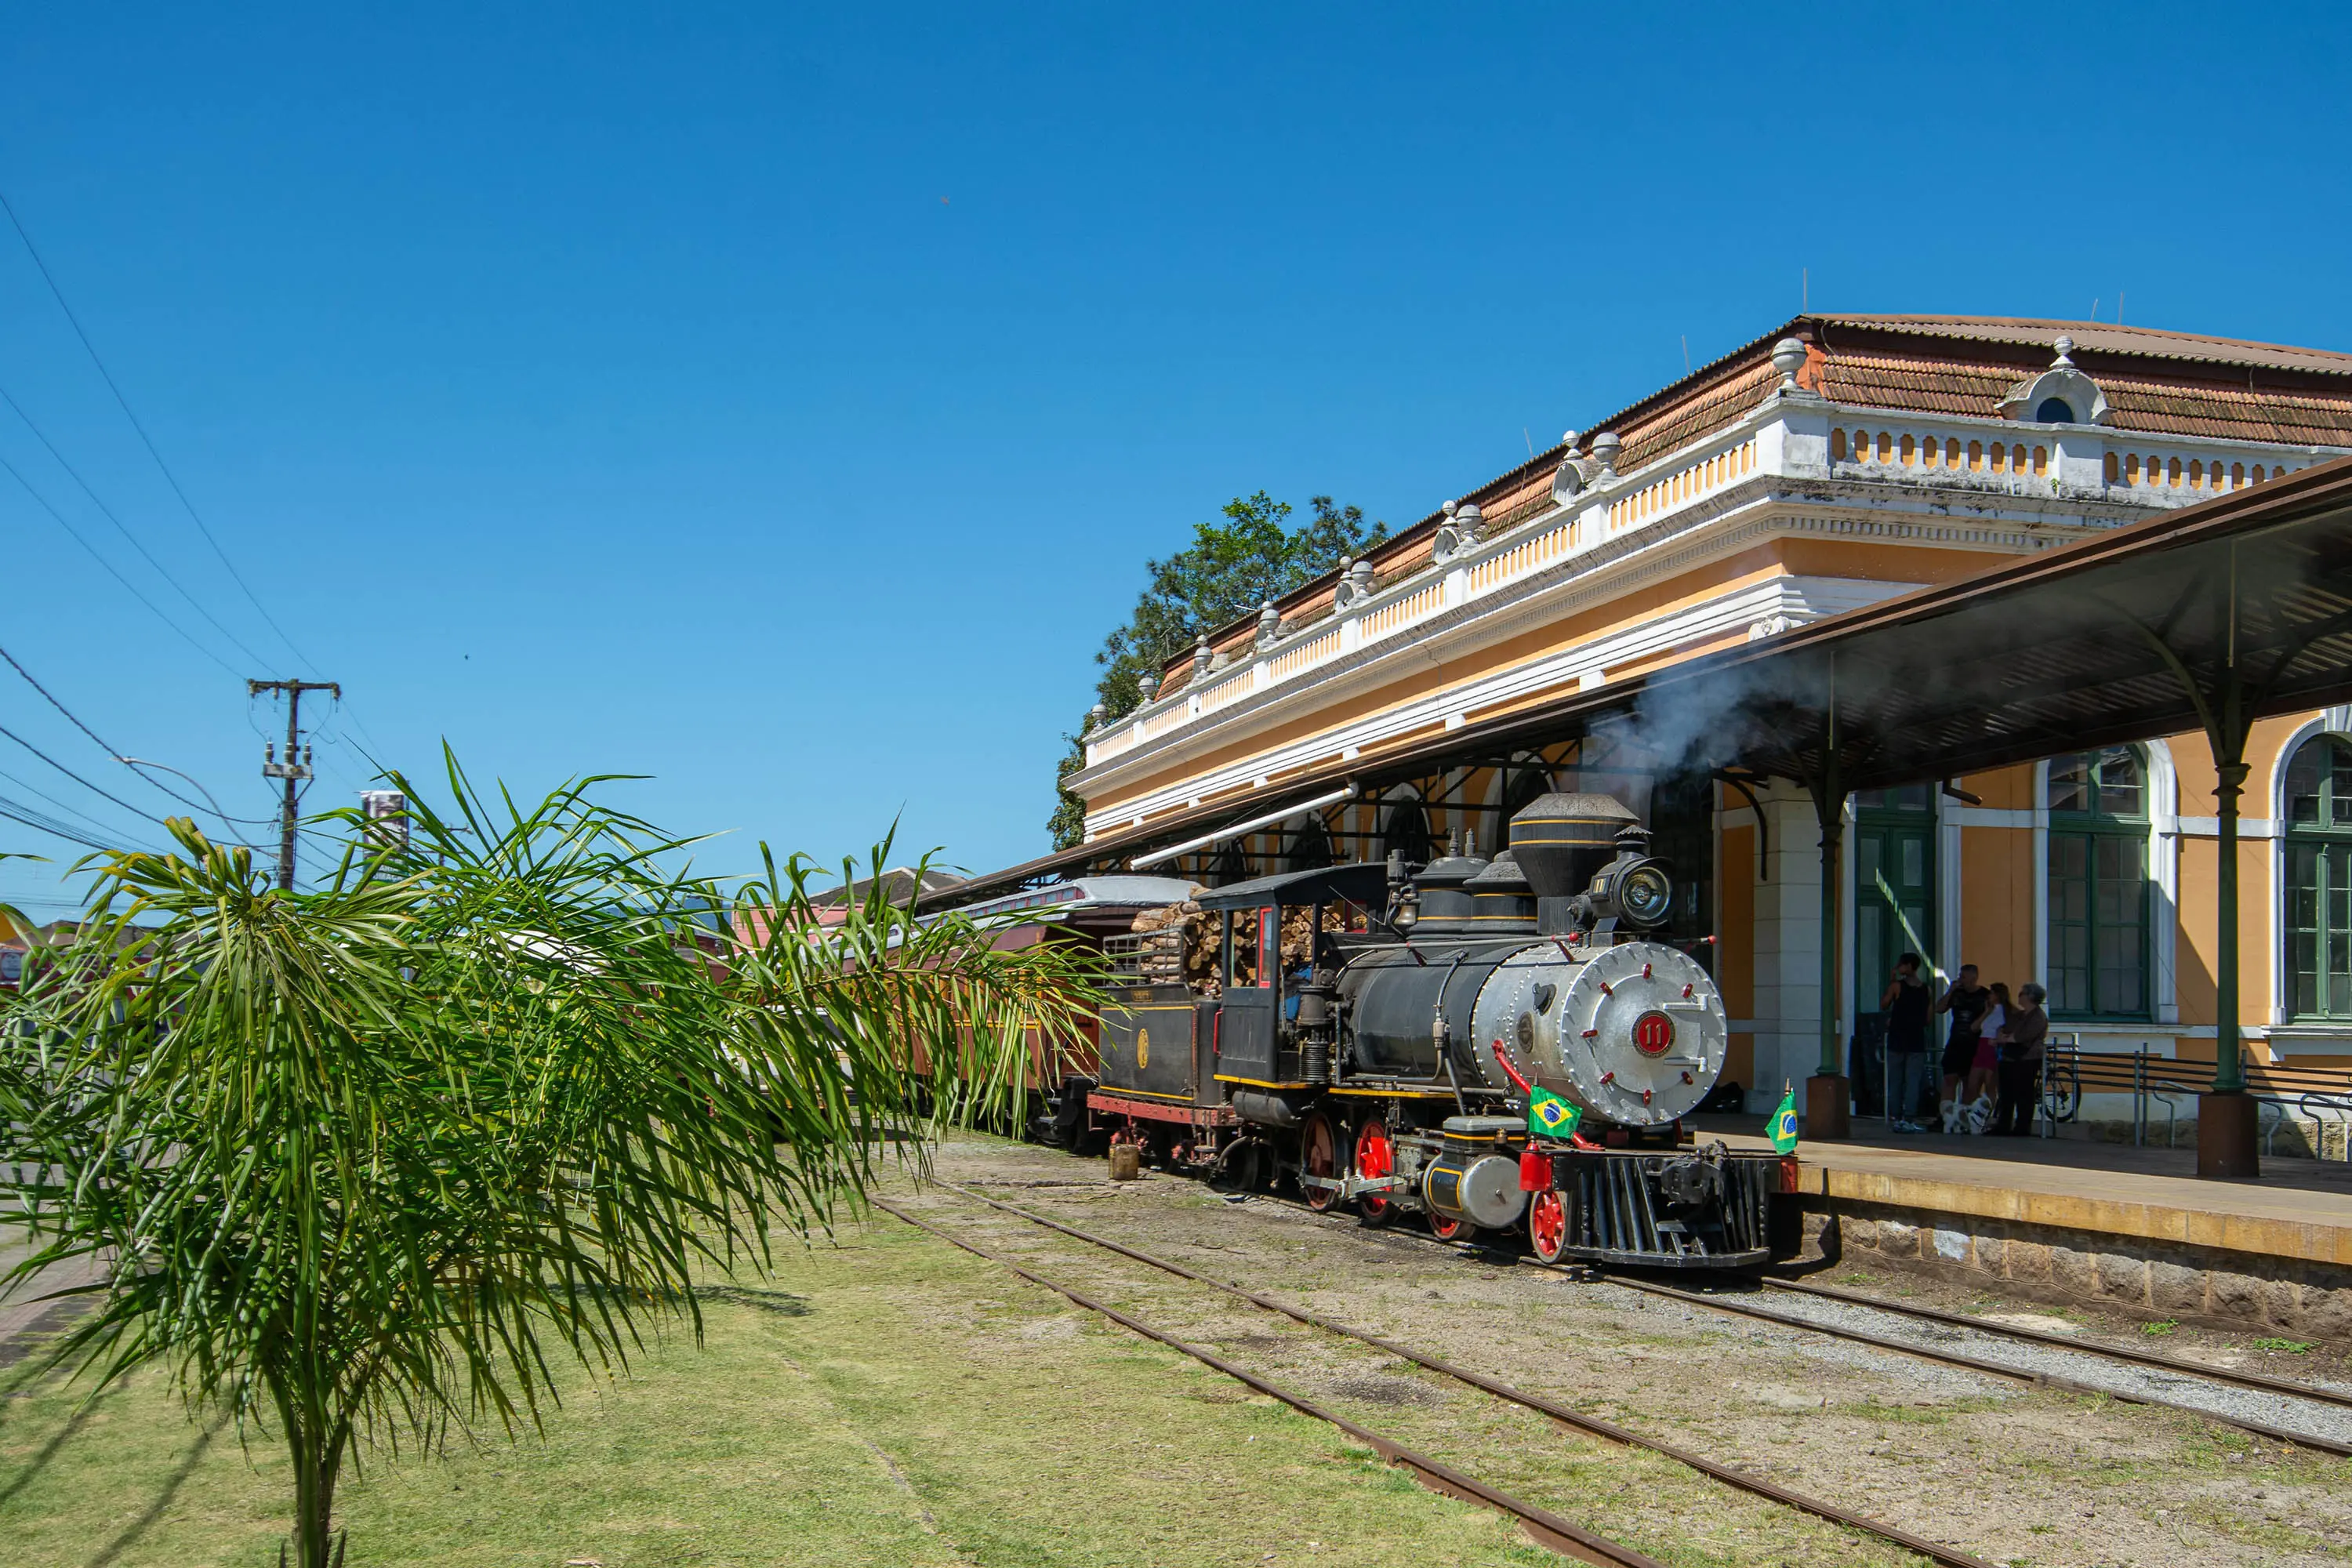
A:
[1552, 430, 1584, 503]
[1998, 336, 2113, 426]
[1591, 430, 1621, 482]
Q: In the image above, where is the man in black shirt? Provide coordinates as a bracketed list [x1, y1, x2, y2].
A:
[1881, 953, 1933, 1131]
[1935, 964, 1990, 1124]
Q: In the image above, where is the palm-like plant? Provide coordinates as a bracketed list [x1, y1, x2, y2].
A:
[0, 757, 1096, 1566]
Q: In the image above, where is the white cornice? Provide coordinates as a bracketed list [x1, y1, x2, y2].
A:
[1074, 488, 2100, 804]
[1080, 571, 1916, 838]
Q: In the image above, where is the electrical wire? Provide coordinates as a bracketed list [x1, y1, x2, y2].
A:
[0, 720, 176, 828]
[0, 448, 241, 676]
[0, 379, 275, 668]
[0, 637, 262, 826]
[0, 788, 148, 854]
[0, 187, 317, 674]
[0, 761, 162, 847]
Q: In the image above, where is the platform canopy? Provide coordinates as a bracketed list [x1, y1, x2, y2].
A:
[941, 454, 2352, 911]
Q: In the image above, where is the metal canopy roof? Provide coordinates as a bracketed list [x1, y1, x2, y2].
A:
[930, 456, 2352, 911]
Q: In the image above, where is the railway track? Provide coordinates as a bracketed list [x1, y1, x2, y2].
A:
[1004, 1160, 2352, 1455]
[916, 1181, 1998, 1568]
[872, 1196, 1670, 1568]
[1763, 1275, 2352, 1412]
[1131, 1157, 2352, 1457]
[1599, 1273, 2352, 1457]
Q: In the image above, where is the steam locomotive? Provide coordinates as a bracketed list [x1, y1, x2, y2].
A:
[1062, 792, 1801, 1269]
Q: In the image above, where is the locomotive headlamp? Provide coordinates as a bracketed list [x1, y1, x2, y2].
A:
[1589, 855, 1674, 928]
[1617, 861, 1673, 927]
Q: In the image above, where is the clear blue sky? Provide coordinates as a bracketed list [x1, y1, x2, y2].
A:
[2, 3, 2347, 913]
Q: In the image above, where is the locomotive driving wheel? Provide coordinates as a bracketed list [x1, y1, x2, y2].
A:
[1527, 1187, 1570, 1264]
[1352, 1115, 1396, 1229]
[1299, 1109, 1343, 1211]
[1428, 1212, 1472, 1243]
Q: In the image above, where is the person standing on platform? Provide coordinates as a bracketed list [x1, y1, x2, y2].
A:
[1935, 963, 1990, 1127]
[1880, 953, 1933, 1133]
[1993, 983, 2049, 1135]
[1957, 981, 2013, 1131]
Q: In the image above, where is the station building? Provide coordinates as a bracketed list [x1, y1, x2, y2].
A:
[1060, 317, 2352, 1112]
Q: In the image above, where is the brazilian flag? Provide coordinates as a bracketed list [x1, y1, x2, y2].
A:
[1528, 1086, 1581, 1142]
[1769, 1086, 1801, 1154]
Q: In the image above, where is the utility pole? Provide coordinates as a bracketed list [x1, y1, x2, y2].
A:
[248, 678, 340, 891]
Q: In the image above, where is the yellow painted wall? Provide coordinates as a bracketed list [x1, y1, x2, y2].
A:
[1718, 822, 1755, 1021]
[1958, 825, 2035, 985]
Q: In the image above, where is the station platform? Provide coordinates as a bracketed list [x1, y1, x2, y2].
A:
[1690, 1116, 2352, 1335]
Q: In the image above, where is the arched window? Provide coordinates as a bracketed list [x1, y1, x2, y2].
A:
[2034, 396, 2077, 424]
[1501, 765, 1552, 829]
[2046, 746, 2150, 1018]
[1284, 813, 1334, 873]
[1382, 797, 1432, 867]
[2284, 735, 2352, 1018]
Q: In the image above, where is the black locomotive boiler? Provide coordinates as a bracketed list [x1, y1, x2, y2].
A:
[1069, 792, 1801, 1270]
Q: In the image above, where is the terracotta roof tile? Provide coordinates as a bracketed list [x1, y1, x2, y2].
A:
[1822, 315, 2352, 377]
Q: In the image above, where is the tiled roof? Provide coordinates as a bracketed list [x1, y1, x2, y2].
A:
[1145, 314, 2352, 688]
[1820, 315, 2352, 377]
[1820, 349, 2352, 448]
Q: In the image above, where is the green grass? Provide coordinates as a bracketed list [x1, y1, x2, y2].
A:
[2140, 1319, 2180, 1337]
[2248, 1337, 2314, 1354]
[0, 1217, 1556, 1567]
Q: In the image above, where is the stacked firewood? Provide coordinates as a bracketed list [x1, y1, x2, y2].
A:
[1130, 901, 1219, 995]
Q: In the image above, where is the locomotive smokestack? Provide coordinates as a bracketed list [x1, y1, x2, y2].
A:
[1508, 792, 1639, 935]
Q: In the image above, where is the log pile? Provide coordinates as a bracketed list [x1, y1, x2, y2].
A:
[1130, 901, 1219, 996]
[1127, 899, 1351, 996]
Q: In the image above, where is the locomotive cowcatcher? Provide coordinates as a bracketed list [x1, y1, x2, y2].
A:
[1062, 791, 1802, 1270]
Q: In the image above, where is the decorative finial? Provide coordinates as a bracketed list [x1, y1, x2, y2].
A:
[1561, 429, 1579, 451]
[2052, 335, 2076, 368]
[1255, 600, 1281, 648]
[1349, 557, 1376, 593]
[1453, 500, 1482, 546]
[1592, 430, 1621, 478]
[1192, 633, 1212, 673]
[1770, 336, 1807, 391]
[1087, 702, 1107, 731]
[1443, 499, 1458, 519]
[1138, 672, 1158, 702]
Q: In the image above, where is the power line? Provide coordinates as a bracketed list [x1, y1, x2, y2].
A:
[0, 638, 257, 826]
[0, 186, 317, 673]
[0, 761, 161, 847]
[0, 379, 275, 667]
[0, 448, 241, 675]
[0, 719, 176, 828]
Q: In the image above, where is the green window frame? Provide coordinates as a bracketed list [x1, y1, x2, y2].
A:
[2045, 747, 2151, 1021]
[2284, 736, 2352, 1020]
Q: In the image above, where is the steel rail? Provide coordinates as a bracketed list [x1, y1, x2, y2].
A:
[937, 1181, 1998, 1568]
[1605, 1276, 2352, 1457]
[870, 1196, 1664, 1568]
[1762, 1276, 2352, 1412]
[1135, 1163, 2352, 1456]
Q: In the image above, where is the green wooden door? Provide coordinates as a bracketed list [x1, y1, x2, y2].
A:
[1855, 810, 1935, 1007]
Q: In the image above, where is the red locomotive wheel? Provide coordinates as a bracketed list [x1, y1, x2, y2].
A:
[1428, 1212, 1471, 1243]
[1299, 1110, 1342, 1212]
[1528, 1188, 1570, 1264]
[1353, 1116, 1396, 1229]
